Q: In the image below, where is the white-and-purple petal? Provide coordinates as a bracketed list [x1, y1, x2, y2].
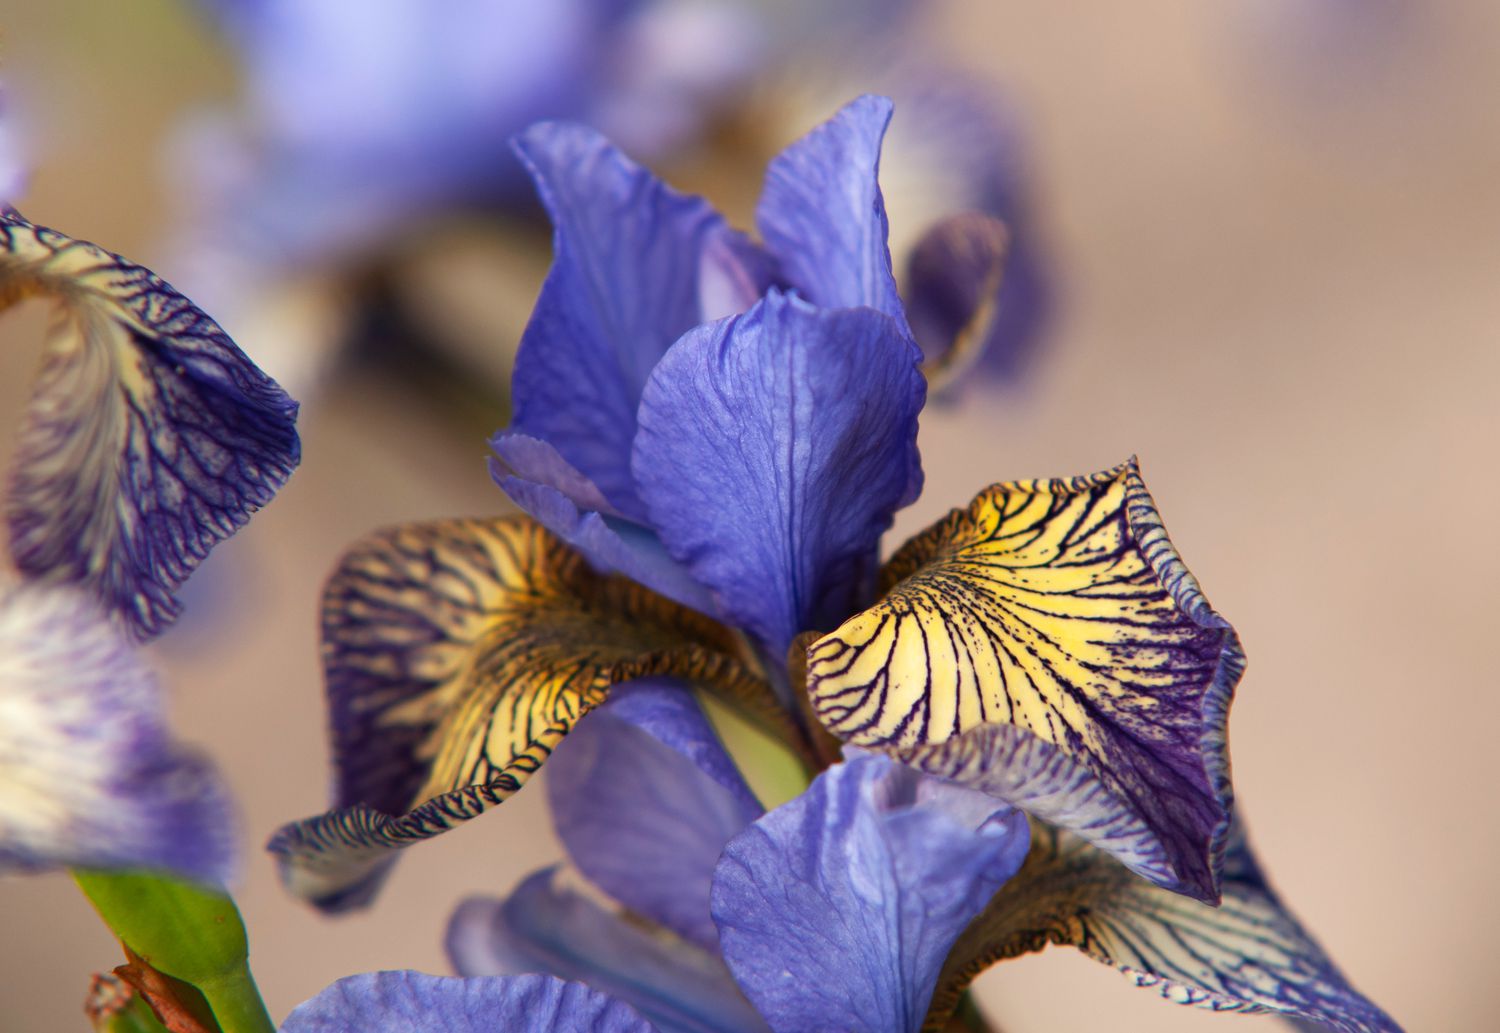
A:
[0, 89, 27, 207]
[0, 582, 235, 883]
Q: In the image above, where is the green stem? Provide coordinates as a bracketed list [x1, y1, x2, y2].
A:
[195, 973, 275, 1033]
[72, 870, 275, 1033]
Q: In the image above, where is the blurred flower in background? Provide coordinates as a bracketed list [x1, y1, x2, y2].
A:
[165, 0, 1051, 404]
[0, 93, 27, 206]
[1228, 0, 1416, 100]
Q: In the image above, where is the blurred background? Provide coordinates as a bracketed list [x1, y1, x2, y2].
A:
[2, 0, 1497, 1029]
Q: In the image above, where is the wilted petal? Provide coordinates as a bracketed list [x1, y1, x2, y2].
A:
[805, 459, 1242, 902]
[507, 122, 737, 520]
[923, 823, 1403, 1033]
[711, 751, 1029, 1033]
[267, 517, 788, 912]
[0, 209, 300, 640]
[756, 95, 906, 327]
[490, 434, 715, 615]
[633, 290, 925, 659]
[870, 73, 1052, 384]
[280, 970, 657, 1033]
[977, 229, 1051, 382]
[448, 868, 768, 1033]
[547, 680, 762, 950]
[0, 582, 235, 883]
[903, 212, 1010, 392]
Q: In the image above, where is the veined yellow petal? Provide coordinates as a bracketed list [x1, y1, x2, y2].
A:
[806, 459, 1242, 901]
[269, 516, 788, 912]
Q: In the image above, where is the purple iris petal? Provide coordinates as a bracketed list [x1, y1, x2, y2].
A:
[448, 869, 768, 1033]
[507, 121, 739, 520]
[633, 290, 925, 658]
[756, 94, 907, 329]
[280, 970, 657, 1033]
[491, 433, 622, 516]
[710, 750, 1029, 1033]
[697, 228, 777, 324]
[0, 583, 236, 884]
[488, 437, 715, 615]
[546, 680, 761, 950]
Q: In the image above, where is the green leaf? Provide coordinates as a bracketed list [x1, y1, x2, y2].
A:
[74, 870, 273, 1033]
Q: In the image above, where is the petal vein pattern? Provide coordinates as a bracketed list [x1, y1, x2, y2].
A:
[805, 459, 1242, 902]
[268, 516, 783, 912]
[922, 823, 1402, 1033]
[0, 209, 300, 640]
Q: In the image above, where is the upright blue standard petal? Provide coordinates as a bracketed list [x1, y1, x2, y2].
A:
[280, 971, 658, 1033]
[710, 751, 1029, 1033]
[506, 122, 737, 521]
[756, 95, 907, 329]
[633, 290, 925, 658]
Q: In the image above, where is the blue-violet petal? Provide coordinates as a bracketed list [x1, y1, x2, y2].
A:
[547, 679, 761, 950]
[710, 750, 1029, 1033]
[633, 290, 925, 659]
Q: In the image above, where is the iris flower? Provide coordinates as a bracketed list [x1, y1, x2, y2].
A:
[270, 98, 1397, 1030]
[0, 205, 299, 882]
[168, 0, 1042, 398]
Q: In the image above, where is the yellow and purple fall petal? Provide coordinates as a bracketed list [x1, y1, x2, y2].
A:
[922, 822, 1402, 1033]
[0, 208, 300, 641]
[267, 516, 788, 912]
[448, 867, 768, 1033]
[0, 581, 235, 882]
[805, 459, 1242, 902]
